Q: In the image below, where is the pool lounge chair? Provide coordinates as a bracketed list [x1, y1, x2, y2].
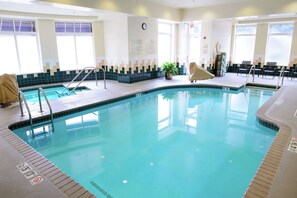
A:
[237, 61, 252, 76]
[262, 62, 278, 78]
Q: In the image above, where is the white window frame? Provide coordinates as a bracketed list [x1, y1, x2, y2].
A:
[158, 21, 174, 67]
[232, 24, 256, 64]
[55, 22, 95, 71]
[265, 22, 294, 66]
[0, 19, 42, 75]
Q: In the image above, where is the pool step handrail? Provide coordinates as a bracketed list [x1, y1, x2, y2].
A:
[60, 67, 106, 96]
[38, 88, 54, 133]
[244, 65, 255, 89]
[276, 66, 285, 90]
[60, 66, 97, 95]
[68, 67, 107, 95]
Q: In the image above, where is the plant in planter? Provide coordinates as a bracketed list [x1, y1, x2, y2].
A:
[161, 62, 178, 80]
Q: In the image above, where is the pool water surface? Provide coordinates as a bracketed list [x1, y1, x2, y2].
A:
[13, 87, 276, 198]
[22, 86, 89, 102]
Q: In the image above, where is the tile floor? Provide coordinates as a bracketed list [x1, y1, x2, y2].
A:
[0, 73, 296, 198]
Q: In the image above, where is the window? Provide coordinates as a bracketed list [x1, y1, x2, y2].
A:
[0, 19, 41, 75]
[233, 25, 256, 64]
[266, 23, 294, 65]
[188, 22, 201, 64]
[56, 22, 95, 70]
[158, 22, 173, 67]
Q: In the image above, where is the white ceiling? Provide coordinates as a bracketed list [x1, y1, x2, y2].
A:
[0, 0, 295, 21]
[0, 0, 252, 17]
[144, 0, 248, 9]
[0, 0, 101, 17]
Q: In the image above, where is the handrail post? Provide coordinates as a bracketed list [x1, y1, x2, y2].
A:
[104, 69, 106, 89]
[281, 67, 285, 85]
[18, 91, 24, 117]
[95, 68, 98, 86]
[276, 66, 285, 90]
[38, 87, 55, 132]
[252, 66, 255, 82]
[38, 88, 43, 112]
[244, 65, 255, 88]
[98, 68, 106, 89]
[18, 91, 34, 134]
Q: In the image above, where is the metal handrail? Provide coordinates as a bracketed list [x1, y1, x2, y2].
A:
[38, 88, 54, 132]
[18, 91, 33, 132]
[60, 66, 97, 95]
[60, 66, 106, 96]
[68, 67, 107, 96]
[276, 66, 285, 90]
[99, 68, 106, 89]
[244, 65, 255, 89]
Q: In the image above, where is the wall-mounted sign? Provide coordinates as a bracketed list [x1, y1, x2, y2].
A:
[288, 137, 297, 153]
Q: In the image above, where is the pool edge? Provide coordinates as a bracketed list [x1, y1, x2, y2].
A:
[3, 84, 295, 198]
[245, 86, 296, 198]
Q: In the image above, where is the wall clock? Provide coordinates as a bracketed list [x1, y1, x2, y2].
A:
[141, 23, 147, 30]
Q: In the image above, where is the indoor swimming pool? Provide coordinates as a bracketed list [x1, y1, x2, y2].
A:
[13, 86, 276, 198]
[22, 85, 90, 102]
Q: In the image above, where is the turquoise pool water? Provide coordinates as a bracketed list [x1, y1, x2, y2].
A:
[14, 87, 276, 198]
[22, 86, 89, 102]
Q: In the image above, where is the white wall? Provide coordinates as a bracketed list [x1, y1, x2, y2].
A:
[200, 21, 213, 66]
[289, 21, 297, 65]
[103, 13, 129, 68]
[128, 16, 158, 71]
[211, 20, 232, 62]
[253, 23, 269, 65]
[177, 23, 188, 69]
[37, 19, 59, 69]
[93, 21, 105, 67]
[181, 0, 297, 21]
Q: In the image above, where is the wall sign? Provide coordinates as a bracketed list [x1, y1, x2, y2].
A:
[288, 137, 297, 153]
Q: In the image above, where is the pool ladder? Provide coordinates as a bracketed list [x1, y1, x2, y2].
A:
[60, 66, 106, 96]
[19, 87, 54, 138]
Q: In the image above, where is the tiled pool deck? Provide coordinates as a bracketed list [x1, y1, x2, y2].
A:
[0, 73, 296, 197]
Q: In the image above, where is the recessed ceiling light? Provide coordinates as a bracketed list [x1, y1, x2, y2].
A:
[0, 0, 34, 2]
[269, 13, 297, 17]
[235, 16, 258, 20]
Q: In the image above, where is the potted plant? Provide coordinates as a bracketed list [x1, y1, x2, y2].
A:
[161, 62, 178, 80]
